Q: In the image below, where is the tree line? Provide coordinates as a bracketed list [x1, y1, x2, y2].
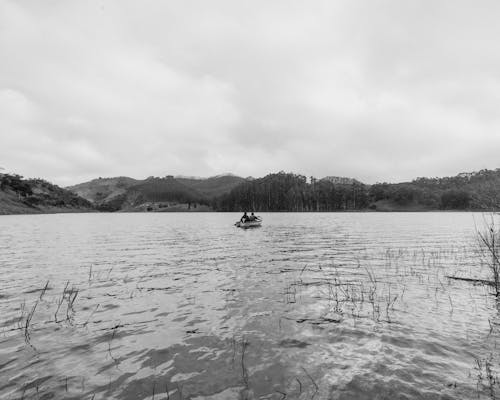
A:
[4, 168, 500, 212]
[212, 169, 500, 211]
[213, 172, 369, 211]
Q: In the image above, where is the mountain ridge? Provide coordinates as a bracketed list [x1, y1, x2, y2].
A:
[0, 173, 94, 215]
[214, 169, 500, 212]
[2, 168, 500, 214]
[67, 174, 246, 212]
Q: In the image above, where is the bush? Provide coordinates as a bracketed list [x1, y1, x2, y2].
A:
[440, 190, 471, 209]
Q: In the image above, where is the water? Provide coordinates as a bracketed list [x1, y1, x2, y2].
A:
[0, 212, 499, 399]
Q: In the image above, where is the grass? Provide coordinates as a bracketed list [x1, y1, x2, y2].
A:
[477, 216, 500, 296]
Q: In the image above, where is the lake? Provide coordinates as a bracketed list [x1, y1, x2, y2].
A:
[0, 212, 499, 399]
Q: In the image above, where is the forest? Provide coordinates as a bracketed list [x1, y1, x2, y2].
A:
[213, 172, 368, 211]
[213, 169, 500, 212]
[3, 168, 500, 213]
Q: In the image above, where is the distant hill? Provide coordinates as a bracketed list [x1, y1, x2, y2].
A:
[213, 169, 500, 212]
[67, 176, 139, 204]
[176, 175, 246, 198]
[116, 176, 207, 211]
[4, 168, 500, 214]
[0, 174, 94, 215]
[213, 171, 369, 211]
[68, 174, 246, 212]
[369, 169, 500, 210]
[321, 176, 363, 185]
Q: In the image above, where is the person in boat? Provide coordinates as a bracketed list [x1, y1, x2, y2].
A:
[240, 211, 249, 223]
[248, 212, 258, 222]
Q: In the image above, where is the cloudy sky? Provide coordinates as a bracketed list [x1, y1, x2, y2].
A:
[1, 0, 500, 186]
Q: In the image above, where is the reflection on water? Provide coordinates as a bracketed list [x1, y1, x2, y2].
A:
[0, 212, 499, 399]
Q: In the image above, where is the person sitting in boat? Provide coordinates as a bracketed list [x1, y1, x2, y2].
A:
[248, 212, 257, 221]
[240, 212, 249, 223]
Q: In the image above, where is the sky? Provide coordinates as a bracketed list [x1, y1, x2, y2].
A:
[1, 0, 500, 186]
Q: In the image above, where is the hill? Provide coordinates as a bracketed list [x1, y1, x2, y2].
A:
[369, 169, 500, 211]
[176, 174, 247, 198]
[213, 172, 369, 211]
[67, 176, 139, 204]
[68, 174, 246, 212]
[4, 168, 500, 214]
[321, 176, 363, 185]
[0, 174, 94, 215]
[213, 169, 500, 212]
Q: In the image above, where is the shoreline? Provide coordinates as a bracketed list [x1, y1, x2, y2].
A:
[1, 209, 497, 216]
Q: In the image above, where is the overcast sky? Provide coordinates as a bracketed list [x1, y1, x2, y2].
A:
[1, 0, 500, 186]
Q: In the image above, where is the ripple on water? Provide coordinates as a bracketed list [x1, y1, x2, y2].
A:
[0, 212, 498, 399]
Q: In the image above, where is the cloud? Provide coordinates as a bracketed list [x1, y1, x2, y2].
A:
[1, 0, 500, 185]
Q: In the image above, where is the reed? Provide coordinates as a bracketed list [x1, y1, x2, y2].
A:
[477, 216, 500, 296]
[24, 300, 38, 344]
[475, 355, 499, 399]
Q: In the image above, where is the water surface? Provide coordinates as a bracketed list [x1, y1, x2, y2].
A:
[0, 212, 499, 399]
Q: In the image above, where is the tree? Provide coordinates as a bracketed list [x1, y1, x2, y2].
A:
[440, 190, 471, 209]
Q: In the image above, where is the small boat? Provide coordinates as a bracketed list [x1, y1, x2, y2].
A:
[235, 219, 262, 228]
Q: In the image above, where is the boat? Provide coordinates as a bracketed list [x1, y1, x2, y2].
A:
[235, 219, 262, 228]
